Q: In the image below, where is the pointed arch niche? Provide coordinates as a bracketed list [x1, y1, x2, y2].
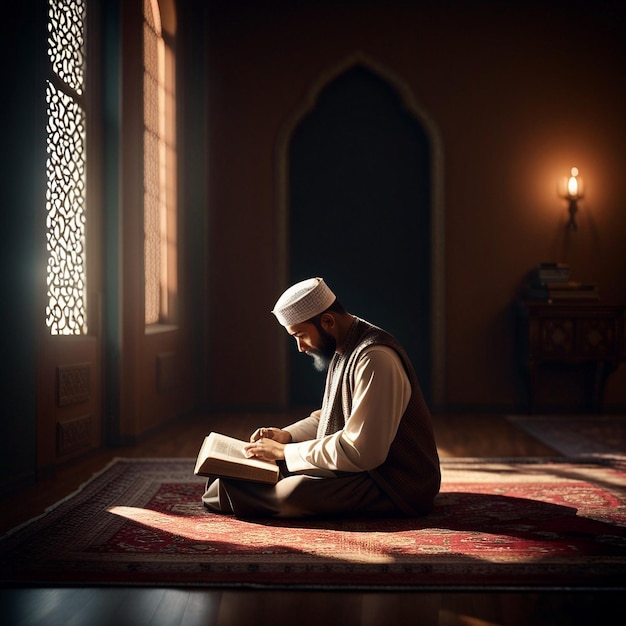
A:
[276, 53, 445, 410]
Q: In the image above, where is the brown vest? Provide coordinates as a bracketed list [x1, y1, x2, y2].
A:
[317, 317, 441, 515]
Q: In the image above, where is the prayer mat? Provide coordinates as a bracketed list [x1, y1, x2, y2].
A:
[1, 457, 625, 589]
[507, 415, 626, 458]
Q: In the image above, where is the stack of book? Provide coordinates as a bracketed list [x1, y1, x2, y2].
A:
[534, 262, 570, 284]
[526, 263, 600, 302]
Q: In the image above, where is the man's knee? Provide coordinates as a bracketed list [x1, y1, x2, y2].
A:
[201, 478, 234, 514]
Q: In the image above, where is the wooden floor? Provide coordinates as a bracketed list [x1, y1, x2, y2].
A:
[1, 412, 622, 625]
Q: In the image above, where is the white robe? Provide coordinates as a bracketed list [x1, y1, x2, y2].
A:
[202, 346, 412, 518]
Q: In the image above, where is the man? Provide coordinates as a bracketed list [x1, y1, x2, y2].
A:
[202, 277, 441, 518]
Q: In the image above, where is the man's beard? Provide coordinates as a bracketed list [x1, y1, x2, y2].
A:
[307, 329, 337, 372]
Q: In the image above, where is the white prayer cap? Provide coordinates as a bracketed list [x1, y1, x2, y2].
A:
[272, 277, 336, 326]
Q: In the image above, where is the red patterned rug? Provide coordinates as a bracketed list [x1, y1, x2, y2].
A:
[1, 457, 625, 589]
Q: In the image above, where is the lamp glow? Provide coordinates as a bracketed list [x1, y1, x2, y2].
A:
[560, 166, 583, 231]
[567, 167, 581, 198]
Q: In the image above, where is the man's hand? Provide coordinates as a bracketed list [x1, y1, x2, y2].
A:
[244, 437, 286, 462]
[249, 427, 292, 444]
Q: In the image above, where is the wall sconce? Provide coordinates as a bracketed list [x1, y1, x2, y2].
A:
[559, 167, 584, 231]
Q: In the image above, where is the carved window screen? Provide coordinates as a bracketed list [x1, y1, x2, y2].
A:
[45, 0, 88, 335]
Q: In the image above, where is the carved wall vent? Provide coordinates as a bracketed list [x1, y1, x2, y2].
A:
[57, 414, 92, 456]
[57, 363, 91, 406]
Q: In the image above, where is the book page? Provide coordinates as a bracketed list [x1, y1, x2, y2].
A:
[206, 432, 279, 471]
[211, 434, 247, 460]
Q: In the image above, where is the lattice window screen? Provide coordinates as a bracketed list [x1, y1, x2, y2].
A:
[45, 0, 87, 335]
[144, 0, 177, 326]
[144, 0, 161, 325]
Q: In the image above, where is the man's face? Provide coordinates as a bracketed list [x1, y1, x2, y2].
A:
[286, 321, 337, 372]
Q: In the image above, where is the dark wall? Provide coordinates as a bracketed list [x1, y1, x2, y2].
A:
[1, 0, 46, 489]
[204, 0, 626, 412]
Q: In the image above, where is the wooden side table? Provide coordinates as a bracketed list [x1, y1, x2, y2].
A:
[517, 301, 625, 413]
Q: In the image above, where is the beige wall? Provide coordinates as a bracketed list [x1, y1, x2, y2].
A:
[203, 0, 626, 412]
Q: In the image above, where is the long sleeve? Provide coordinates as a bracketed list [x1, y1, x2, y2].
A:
[283, 410, 321, 442]
[283, 346, 411, 475]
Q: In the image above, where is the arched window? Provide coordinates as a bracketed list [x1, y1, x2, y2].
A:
[143, 0, 177, 326]
[45, 0, 87, 335]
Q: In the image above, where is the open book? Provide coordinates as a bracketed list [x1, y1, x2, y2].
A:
[194, 431, 280, 484]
